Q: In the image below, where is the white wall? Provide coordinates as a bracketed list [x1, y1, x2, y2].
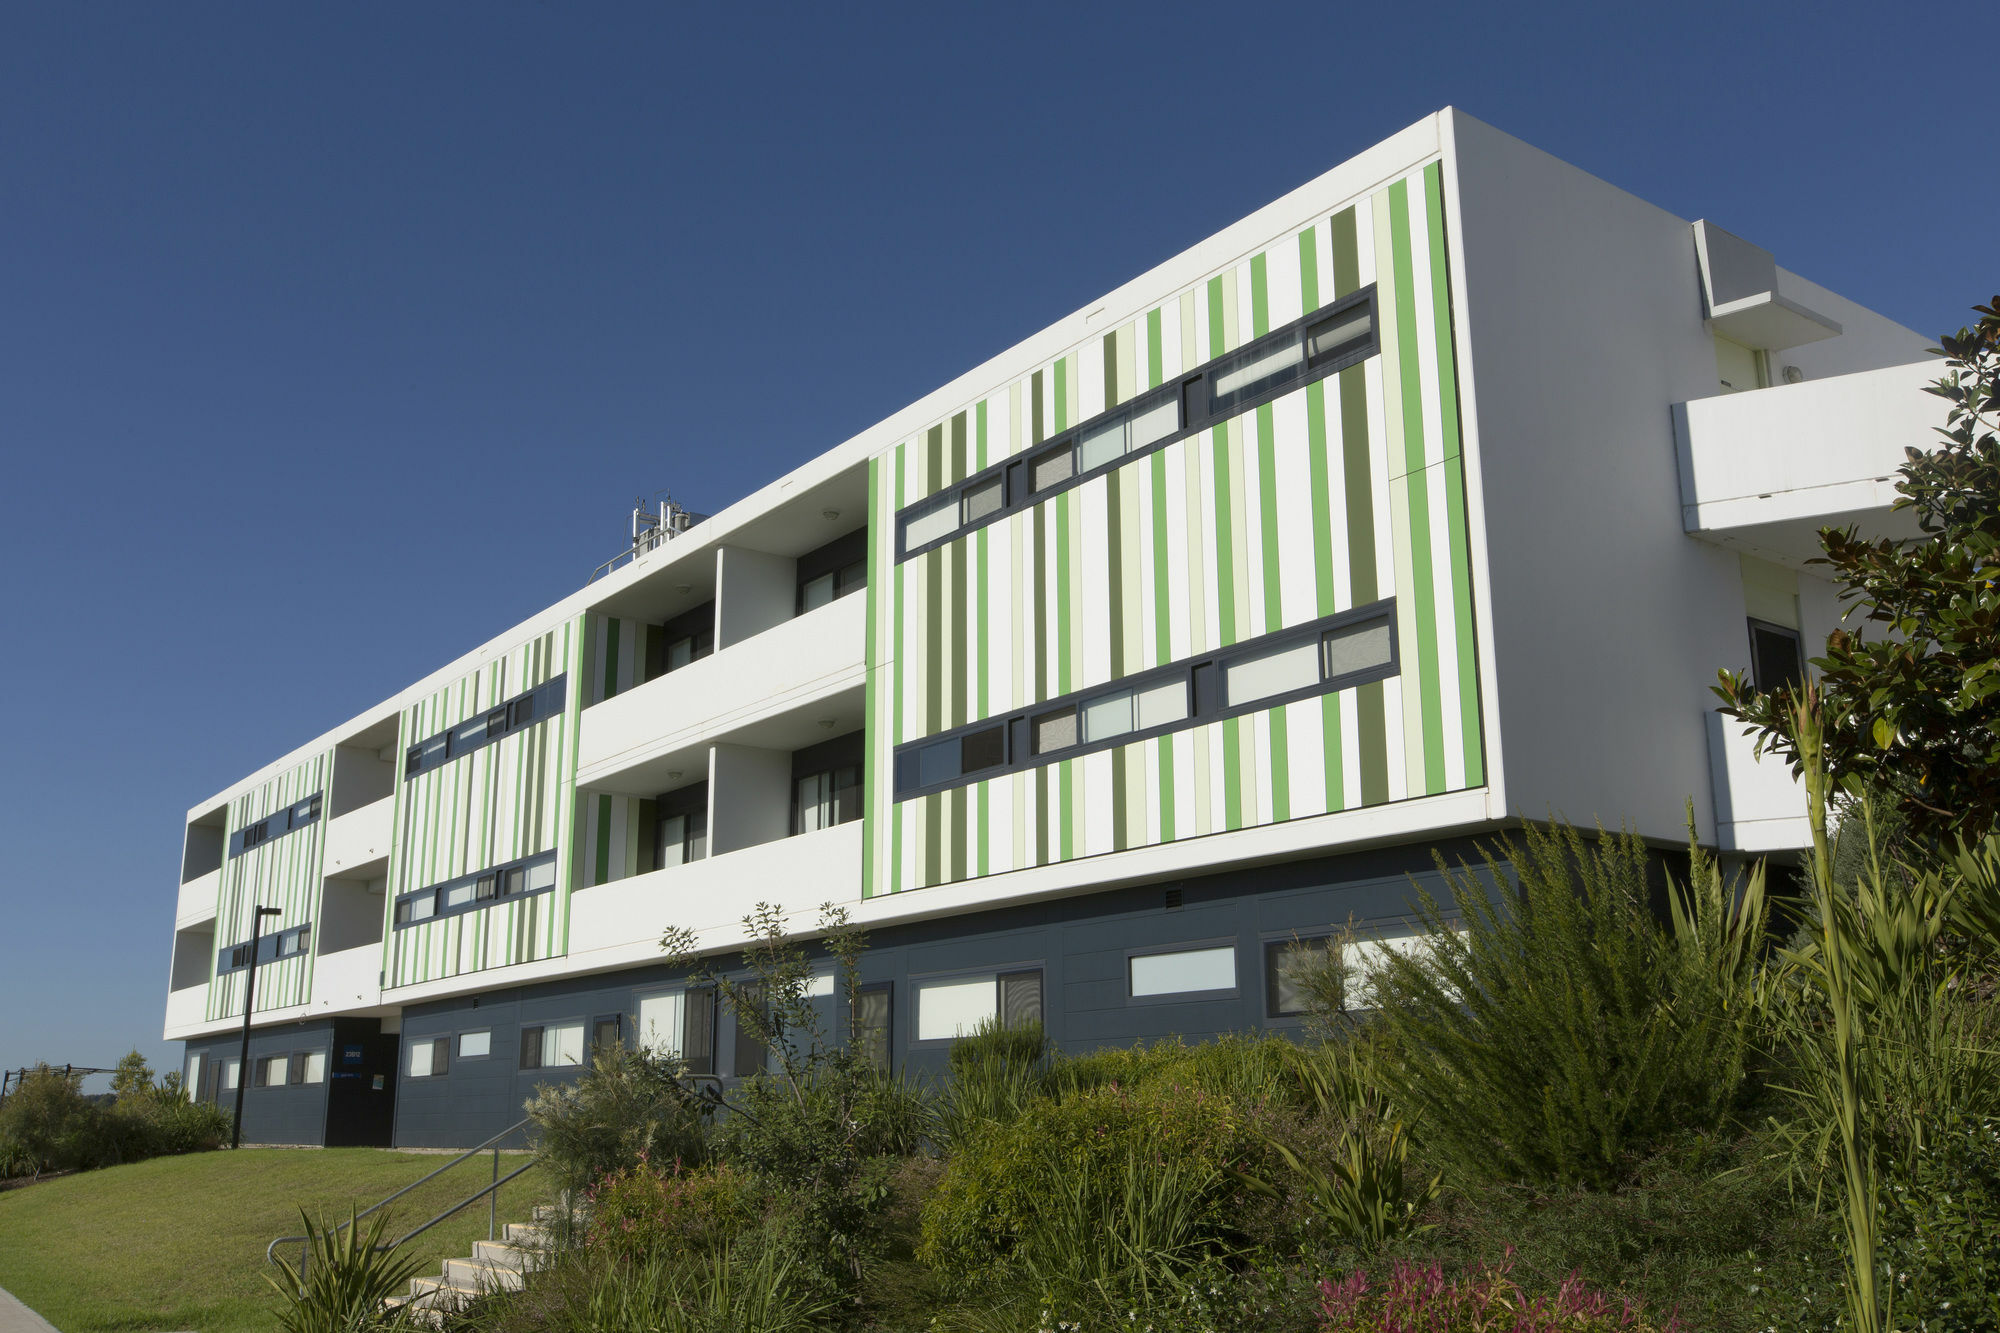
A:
[707, 743, 793, 856]
[1446, 111, 1776, 843]
[715, 546, 797, 649]
[1768, 270, 1930, 382]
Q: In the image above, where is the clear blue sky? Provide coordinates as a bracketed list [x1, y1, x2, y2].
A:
[1, 1, 1987, 1082]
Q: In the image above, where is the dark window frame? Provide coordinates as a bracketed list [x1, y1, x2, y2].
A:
[391, 850, 559, 932]
[853, 982, 893, 1074]
[1124, 939, 1243, 1005]
[228, 790, 326, 860]
[892, 598, 1398, 800]
[907, 964, 1046, 1048]
[1746, 617, 1807, 696]
[895, 287, 1378, 561]
[402, 675, 569, 782]
[1261, 932, 1341, 1022]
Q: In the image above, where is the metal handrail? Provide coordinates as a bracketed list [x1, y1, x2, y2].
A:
[265, 1116, 535, 1281]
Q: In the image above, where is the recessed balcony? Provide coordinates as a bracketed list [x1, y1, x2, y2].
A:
[176, 868, 219, 929]
[324, 793, 394, 877]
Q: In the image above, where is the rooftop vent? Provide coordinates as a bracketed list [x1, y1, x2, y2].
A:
[590, 491, 708, 583]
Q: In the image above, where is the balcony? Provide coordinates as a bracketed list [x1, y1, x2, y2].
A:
[568, 820, 863, 963]
[310, 943, 383, 1013]
[323, 794, 394, 877]
[163, 982, 208, 1039]
[1674, 361, 1942, 565]
[1705, 710, 1808, 854]
[176, 868, 219, 929]
[577, 592, 865, 794]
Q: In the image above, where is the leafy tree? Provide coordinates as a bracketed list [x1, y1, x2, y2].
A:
[1715, 297, 2000, 844]
[110, 1049, 154, 1101]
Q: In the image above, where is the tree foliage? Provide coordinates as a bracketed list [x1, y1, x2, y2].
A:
[1716, 297, 2000, 844]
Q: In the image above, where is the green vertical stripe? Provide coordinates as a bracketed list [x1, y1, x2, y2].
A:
[1211, 430, 1236, 645]
[1341, 365, 1377, 603]
[1032, 504, 1048, 702]
[1256, 402, 1282, 628]
[1298, 225, 1320, 313]
[1358, 680, 1389, 806]
[1331, 206, 1360, 299]
[1106, 471, 1125, 677]
[1389, 178, 1446, 793]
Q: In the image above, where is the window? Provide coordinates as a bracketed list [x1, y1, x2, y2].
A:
[1748, 619, 1805, 696]
[795, 765, 862, 834]
[1307, 305, 1373, 361]
[301, 1050, 327, 1083]
[443, 883, 475, 910]
[518, 1023, 585, 1071]
[656, 808, 708, 868]
[393, 851, 559, 929]
[407, 1038, 447, 1078]
[903, 495, 958, 551]
[915, 969, 1042, 1041]
[1030, 444, 1074, 492]
[799, 562, 865, 612]
[459, 1031, 491, 1060]
[854, 984, 892, 1073]
[1225, 639, 1321, 707]
[1265, 936, 1338, 1018]
[222, 1058, 240, 1091]
[960, 477, 1005, 524]
[637, 991, 685, 1056]
[403, 677, 569, 779]
[474, 874, 498, 902]
[592, 1015, 622, 1052]
[892, 600, 1396, 799]
[287, 1053, 305, 1085]
[733, 984, 767, 1075]
[186, 1052, 204, 1093]
[797, 530, 868, 614]
[1129, 946, 1238, 998]
[254, 1055, 289, 1087]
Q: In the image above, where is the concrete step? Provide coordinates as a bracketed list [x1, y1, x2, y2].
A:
[504, 1221, 551, 1247]
[472, 1239, 538, 1271]
[444, 1256, 526, 1293]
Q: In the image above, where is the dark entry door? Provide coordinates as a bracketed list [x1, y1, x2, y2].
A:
[324, 1021, 399, 1147]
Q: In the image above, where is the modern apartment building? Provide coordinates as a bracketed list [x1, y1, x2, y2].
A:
[165, 109, 1943, 1148]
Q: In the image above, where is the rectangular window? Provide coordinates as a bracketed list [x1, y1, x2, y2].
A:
[1749, 619, 1805, 695]
[526, 861, 557, 893]
[960, 725, 1006, 775]
[459, 1031, 491, 1060]
[1224, 639, 1320, 707]
[903, 496, 958, 551]
[474, 874, 498, 902]
[542, 1023, 585, 1069]
[186, 1052, 205, 1092]
[443, 883, 475, 910]
[452, 715, 488, 750]
[683, 990, 717, 1077]
[406, 894, 436, 922]
[222, 1058, 240, 1091]
[960, 477, 1005, 524]
[301, 1050, 327, 1083]
[519, 1027, 544, 1070]
[1323, 616, 1394, 680]
[502, 866, 527, 896]
[657, 808, 710, 868]
[1307, 305, 1373, 361]
[407, 1038, 446, 1078]
[795, 765, 862, 835]
[854, 984, 891, 1073]
[1076, 417, 1125, 473]
[1030, 444, 1074, 492]
[733, 984, 767, 1075]
[1265, 936, 1337, 1018]
[287, 1054, 305, 1085]
[1129, 945, 1237, 998]
[1033, 706, 1077, 754]
[915, 969, 1042, 1041]
[1209, 338, 1307, 416]
[638, 991, 685, 1056]
[593, 1015, 622, 1053]
[255, 1055, 289, 1087]
[799, 571, 837, 612]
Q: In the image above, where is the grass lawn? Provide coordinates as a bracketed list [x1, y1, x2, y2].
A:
[0, 1149, 547, 1333]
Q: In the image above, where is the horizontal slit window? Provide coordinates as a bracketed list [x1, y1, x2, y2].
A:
[1030, 445, 1074, 491]
[1323, 616, 1394, 679]
[961, 477, 1004, 524]
[1033, 707, 1077, 754]
[1210, 339, 1306, 415]
[904, 497, 958, 550]
[1308, 306, 1372, 360]
[1130, 945, 1237, 998]
[459, 1030, 490, 1059]
[1224, 640, 1320, 707]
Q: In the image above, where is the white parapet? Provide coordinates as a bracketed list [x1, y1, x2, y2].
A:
[1675, 360, 1943, 562]
[163, 983, 209, 1039]
[568, 820, 864, 968]
[324, 793, 394, 876]
[1705, 710, 1809, 854]
[310, 942, 384, 1013]
[176, 867, 220, 929]
[577, 592, 866, 792]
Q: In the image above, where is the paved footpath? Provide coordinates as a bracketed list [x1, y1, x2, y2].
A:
[0, 1288, 59, 1333]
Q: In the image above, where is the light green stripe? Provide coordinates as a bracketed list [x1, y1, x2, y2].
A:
[1389, 177, 1446, 792]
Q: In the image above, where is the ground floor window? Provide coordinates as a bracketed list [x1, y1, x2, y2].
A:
[914, 968, 1042, 1041]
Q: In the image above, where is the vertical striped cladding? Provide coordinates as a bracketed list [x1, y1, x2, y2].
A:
[864, 162, 1481, 896]
[581, 613, 651, 705]
[206, 751, 331, 1021]
[386, 621, 582, 987]
[578, 793, 650, 886]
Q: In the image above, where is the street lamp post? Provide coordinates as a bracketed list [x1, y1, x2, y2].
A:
[230, 904, 282, 1150]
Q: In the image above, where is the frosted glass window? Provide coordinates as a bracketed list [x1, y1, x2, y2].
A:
[638, 993, 684, 1056]
[1077, 419, 1126, 473]
[1345, 934, 1432, 1007]
[904, 498, 957, 549]
[1323, 618, 1393, 679]
[222, 1059, 239, 1091]
[407, 894, 436, 922]
[1225, 640, 1319, 707]
[1034, 707, 1077, 754]
[407, 1043, 432, 1078]
[458, 1031, 490, 1060]
[1030, 445, 1074, 491]
[1129, 946, 1237, 997]
[1212, 340, 1305, 410]
[544, 1023, 585, 1068]
[800, 572, 836, 612]
[917, 976, 997, 1041]
[186, 1053, 204, 1090]
[302, 1051, 327, 1083]
[1135, 679, 1188, 729]
[443, 883, 475, 909]
[1128, 398, 1180, 449]
[1308, 307, 1373, 359]
[1081, 693, 1135, 743]
[961, 478, 1004, 524]
[804, 972, 836, 998]
[526, 861, 557, 893]
[262, 1056, 289, 1087]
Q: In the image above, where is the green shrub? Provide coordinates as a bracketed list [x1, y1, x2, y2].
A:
[0, 1065, 115, 1175]
[1048, 1033, 1304, 1109]
[109, 1086, 231, 1158]
[918, 1081, 1259, 1298]
[524, 1043, 711, 1200]
[1877, 1113, 2000, 1331]
[453, 1239, 837, 1333]
[584, 1159, 760, 1267]
[1370, 819, 1771, 1188]
[935, 1019, 1048, 1153]
[1315, 1257, 1677, 1332]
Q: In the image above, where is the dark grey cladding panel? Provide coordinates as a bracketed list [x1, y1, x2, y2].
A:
[185, 1018, 338, 1147]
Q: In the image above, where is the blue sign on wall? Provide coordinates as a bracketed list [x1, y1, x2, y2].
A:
[342, 1045, 364, 1064]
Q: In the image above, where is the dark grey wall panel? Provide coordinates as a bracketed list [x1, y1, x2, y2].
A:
[185, 1019, 336, 1147]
